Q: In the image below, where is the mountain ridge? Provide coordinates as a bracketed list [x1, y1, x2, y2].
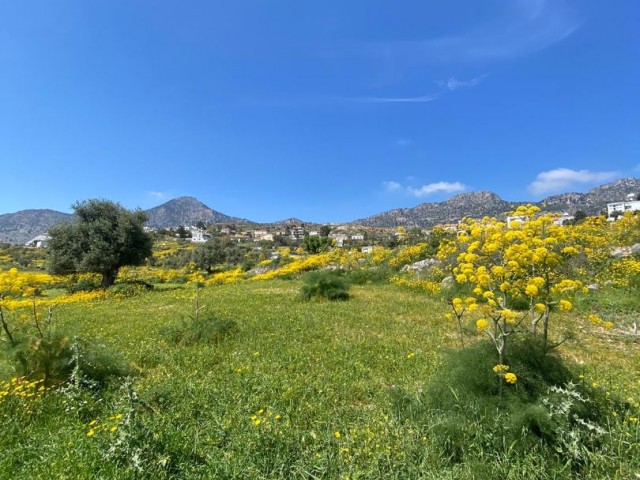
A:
[354, 177, 640, 227]
[1, 178, 639, 244]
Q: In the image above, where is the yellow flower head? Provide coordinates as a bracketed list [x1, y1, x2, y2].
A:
[492, 364, 509, 373]
[476, 319, 489, 330]
[534, 303, 546, 313]
[502, 309, 517, 323]
[525, 284, 539, 297]
[504, 372, 517, 384]
[559, 300, 572, 311]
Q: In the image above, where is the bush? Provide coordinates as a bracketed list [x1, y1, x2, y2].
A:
[4, 333, 131, 388]
[161, 315, 237, 347]
[6, 329, 73, 385]
[300, 271, 350, 301]
[344, 267, 390, 285]
[71, 338, 134, 389]
[391, 337, 613, 469]
[107, 281, 154, 298]
[66, 277, 102, 294]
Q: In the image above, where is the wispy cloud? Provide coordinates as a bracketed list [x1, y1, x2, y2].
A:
[148, 191, 170, 201]
[407, 181, 466, 197]
[383, 181, 403, 192]
[359, 93, 439, 103]
[364, 0, 579, 65]
[384, 180, 466, 198]
[440, 74, 489, 91]
[527, 168, 621, 195]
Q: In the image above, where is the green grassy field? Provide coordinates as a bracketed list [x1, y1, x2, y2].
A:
[1, 280, 639, 479]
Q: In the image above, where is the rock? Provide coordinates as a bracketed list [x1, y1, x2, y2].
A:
[587, 284, 599, 290]
[441, 276, 455, 290]
[611, 243, 640, 258]
[401, 258, 439, 273]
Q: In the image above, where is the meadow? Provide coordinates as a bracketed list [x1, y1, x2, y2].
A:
[1, 210, 640, 479]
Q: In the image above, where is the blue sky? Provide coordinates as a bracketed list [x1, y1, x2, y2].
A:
[1, 1, 638, 222]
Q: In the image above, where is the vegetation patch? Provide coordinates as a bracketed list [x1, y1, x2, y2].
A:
[300, 270, 351, 301]
[161, 315, 237, 347]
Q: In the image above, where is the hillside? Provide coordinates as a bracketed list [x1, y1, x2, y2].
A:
[0, 209, 72, 245]
[355, 177, 640, 228]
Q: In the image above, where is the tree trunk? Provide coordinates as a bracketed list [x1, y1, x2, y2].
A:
[101, 269, 119, 288]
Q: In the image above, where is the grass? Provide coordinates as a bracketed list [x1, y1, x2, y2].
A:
[0, 280, 639, 479]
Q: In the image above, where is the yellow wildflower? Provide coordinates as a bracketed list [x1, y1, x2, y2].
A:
[559, 300, 572, 311]
[476, 319, 489, 330]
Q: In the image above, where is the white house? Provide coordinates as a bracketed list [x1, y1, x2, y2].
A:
[189, 228, 211, 243]
[553, 213, 575, 225]
[290, 226, 305, 240]
[607, 196, 640, 219]
[254, 233, 274, 242]
[25, 235, 50, 248]
[361, 246, 374, 254]
[332, 234, 348, 247]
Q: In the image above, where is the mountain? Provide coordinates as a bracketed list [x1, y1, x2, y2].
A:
[0, 197, 252, 244]
[543, 177, 640, 214]
[0, 209, 73, 245]
[144, 197, 252, 228]
[1, 178, 638, 243]
[354, 178, 640, 228]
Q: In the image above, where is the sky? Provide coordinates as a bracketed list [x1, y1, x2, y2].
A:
[1, 1, 639, 223]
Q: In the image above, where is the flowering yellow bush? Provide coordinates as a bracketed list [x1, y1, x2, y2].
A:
[390, 276, 441, 294]
[251, 250, 360, 281]
[204, 268, 245, 286]
[440, 206, 588, 366]
[389, 243, 430, 268]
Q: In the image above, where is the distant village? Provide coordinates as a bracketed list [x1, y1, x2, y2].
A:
[20, 193, 640, 250]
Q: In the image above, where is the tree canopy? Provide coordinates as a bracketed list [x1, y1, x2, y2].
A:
[47, 200, 153, 287]
[192, 236, 245, 273]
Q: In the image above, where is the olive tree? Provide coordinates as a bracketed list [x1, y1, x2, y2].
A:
[47, 199, 153, 287]
[192, 236, 245, 273]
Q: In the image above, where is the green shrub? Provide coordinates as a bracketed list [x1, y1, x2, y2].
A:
[4, 332, 132, 388]
[108, 281, 154, 298]
[161, 315, 237, 347]
[66, 277, 102, 294]
[392, 337, 613, 469]
[345, 267, 390, 285]
[71, 338, 134, 389]
[300, 270, 350, 301]
[7, 329, 73, 385]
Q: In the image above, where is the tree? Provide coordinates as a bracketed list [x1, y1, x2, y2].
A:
[319, 225, 332, 237]
[176, 226, 191, 239]
[301, 235, 332, 254]
[192, 236, 245, 273]
[47, 200, 153, 288]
